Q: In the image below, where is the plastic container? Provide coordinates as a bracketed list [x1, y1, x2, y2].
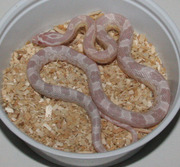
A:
[0, 0, 180, 166]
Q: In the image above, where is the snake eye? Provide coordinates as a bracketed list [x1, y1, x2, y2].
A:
[38, 40, 42, 45]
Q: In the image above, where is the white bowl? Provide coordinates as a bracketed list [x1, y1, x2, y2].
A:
[0, 0, 180, 167]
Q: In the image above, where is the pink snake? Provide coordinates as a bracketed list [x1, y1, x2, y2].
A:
[27, 13, 171, 152]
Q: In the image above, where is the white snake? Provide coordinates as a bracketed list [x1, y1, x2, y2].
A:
[27, 13, 171, 152]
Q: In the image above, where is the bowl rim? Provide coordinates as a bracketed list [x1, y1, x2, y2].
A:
[0, 0, 180, 159]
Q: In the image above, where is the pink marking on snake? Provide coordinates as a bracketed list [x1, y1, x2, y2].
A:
[27, 60, 37, 69]
[150, 72, 163, 82]
[160, 88, 171, 102]
[68, 23, 74, 30]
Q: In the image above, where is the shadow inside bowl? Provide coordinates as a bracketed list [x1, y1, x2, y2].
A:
[0, 109, 180, 167]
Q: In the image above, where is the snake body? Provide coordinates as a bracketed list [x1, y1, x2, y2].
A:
[28, 13, 170, 152]
[27, 46, 137, 152]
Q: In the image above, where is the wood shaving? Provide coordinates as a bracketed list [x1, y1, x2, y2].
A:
[1, 12, 167, 153]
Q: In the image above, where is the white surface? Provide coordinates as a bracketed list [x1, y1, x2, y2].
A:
[0, 0, 180, 167]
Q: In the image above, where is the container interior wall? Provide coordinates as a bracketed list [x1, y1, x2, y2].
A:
[0, 0, 179, 106]
[29, 143, 142, 167]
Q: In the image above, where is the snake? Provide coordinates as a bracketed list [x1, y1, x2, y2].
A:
[28, 13, 171, 152]
[27, 46, 137, 152]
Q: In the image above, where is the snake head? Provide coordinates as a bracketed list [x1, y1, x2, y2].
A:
[31, 31, 63, 47]
[31, 33, 45, 46]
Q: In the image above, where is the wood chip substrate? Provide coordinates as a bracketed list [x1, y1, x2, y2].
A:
[1, 11, 167, 153]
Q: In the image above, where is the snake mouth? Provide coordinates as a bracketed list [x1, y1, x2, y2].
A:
[31, 34, 39, 44]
